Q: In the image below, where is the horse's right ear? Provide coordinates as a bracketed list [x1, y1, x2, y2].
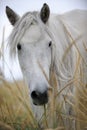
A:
[6, 6, 20, 26]
[40, 3, 50, 23]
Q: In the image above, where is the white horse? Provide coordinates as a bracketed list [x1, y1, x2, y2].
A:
[6, 3, 87, 129]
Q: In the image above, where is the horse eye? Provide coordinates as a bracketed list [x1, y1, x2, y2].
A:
[49, 41, 52, 47]
[17, 44, 21, 50]
[31, 22, 33, 25]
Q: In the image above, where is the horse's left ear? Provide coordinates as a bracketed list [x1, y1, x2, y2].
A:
[40, 3, 50, 23]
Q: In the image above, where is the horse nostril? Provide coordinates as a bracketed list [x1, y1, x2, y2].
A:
[31, 91, 39, 99]
[31, 90, 48, 105]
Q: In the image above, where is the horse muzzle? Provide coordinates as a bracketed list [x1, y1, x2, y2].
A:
[31, 90, 48, 105]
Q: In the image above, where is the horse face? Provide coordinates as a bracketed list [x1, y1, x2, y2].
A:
[6, 3, 52, 105]
[18, 24, 52, 105]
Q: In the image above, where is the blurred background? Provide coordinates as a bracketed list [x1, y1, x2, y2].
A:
[0, 0, 87, 81]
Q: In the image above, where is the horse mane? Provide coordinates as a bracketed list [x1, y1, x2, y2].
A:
[45, 14, 76, 83]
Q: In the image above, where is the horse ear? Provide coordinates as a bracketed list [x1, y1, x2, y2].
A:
[40, 3, 50, 23]
[6, 6, 20, 26]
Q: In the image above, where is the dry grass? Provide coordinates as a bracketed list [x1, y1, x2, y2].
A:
[0, 78, 38, 130]
[0, 121, 14, 130]
[0, 25, 87, 130]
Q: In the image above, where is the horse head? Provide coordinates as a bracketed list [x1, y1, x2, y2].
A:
[6, 3, 54, 105]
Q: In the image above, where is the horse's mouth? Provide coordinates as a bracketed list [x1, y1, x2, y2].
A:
[32, 96, 48, 106]
[33, 99, 48, 106]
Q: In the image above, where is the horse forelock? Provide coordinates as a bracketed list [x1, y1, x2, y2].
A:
[8, 11, 40, 57]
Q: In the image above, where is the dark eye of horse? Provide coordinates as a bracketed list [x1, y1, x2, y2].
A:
[17, 44, 21, 50]
[49, 41, 52, 47]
